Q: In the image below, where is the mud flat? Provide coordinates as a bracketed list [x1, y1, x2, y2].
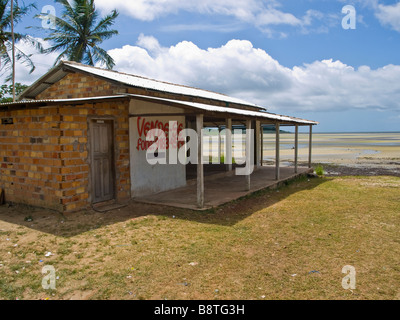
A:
[262, 132, 400, 177]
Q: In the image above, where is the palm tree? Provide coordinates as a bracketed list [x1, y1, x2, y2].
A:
[38, 0, 119, 69]
[0, 0, 40, 83]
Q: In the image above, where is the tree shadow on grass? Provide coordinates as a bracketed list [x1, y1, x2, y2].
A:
[0, 176, 329, 238]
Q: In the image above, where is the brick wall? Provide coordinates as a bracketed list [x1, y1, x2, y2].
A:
[0, 106, 64, 210]
[36, 73, 123, 100]
[0, 99, 130, 212]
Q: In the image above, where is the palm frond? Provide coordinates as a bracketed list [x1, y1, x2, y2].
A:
[90, 44, 115, 69]
[34, 0, 119, 68]
[92, 9, 118, 34]
[0, 0, 39, 83]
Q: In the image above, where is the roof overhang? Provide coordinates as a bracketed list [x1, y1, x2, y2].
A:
[0, 95, 130, 110]
[1, 94, 318, 126]
[127, 94, 318, 126]
[18, 63, 74, 100]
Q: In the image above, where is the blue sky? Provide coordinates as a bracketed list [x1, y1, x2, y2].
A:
[5, 0, 400, 132]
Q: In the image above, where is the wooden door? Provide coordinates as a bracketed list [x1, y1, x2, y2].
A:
[90, 120, 115, 203]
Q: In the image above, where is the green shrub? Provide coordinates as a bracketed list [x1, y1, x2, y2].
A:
[315, 165, 324, 176]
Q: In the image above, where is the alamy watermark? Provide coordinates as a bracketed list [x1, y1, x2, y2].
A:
[342, 265, 356, 290]
[42, 265, 56, 290]
[38, 5, 56, 30]
[143, 121, 254, 176]
[342, 5, 356, 30]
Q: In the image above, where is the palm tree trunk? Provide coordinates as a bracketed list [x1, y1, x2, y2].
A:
[11, 0, 16, 102]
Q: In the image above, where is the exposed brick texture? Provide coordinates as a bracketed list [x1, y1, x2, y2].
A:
[36, 73, 122, 100]
[0, 99, 130, 212]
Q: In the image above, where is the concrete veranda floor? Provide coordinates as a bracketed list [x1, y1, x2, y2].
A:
[134, 166, 313, 210]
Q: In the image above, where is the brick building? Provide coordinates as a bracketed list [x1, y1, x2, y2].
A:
[0, 61, 317, 212]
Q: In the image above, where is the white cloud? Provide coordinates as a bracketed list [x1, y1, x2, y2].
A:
[96, 0, 303, 28]
[160, 22, 244, 33]
[96, 0, 400, 37]
[346, 0, 400, 32]
[0, 38, 59, 86]
[109, 36, 292, 97]
[136, 34, 162, 53]
[109, 35, 400, 114]
[375, 2, 400, 32]
[96, 0, 338, 37]
[6, 35, 400, 118]
[298, 10, 339, 35]
[255, 7, 301, 26]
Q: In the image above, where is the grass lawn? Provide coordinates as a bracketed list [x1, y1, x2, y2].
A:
[0, 175, 399, 300]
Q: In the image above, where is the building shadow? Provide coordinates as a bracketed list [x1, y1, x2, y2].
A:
[0, 175, 328, 238]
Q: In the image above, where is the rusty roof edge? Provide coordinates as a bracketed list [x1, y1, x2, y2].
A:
[126, 94, 318, 125]
[1, 94, 318, 125]
[17, 62, 67, 100]
[1, 95, 131, 108]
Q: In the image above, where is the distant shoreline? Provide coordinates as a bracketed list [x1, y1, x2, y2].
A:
[261, 131, 400, 177]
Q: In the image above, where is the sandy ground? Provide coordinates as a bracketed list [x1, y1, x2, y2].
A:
[0, 132, 398, 300]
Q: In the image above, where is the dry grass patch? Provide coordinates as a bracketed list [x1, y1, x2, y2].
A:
[0, 175, 399, 300]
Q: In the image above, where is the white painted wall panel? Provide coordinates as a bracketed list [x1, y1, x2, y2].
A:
[129, 100, 186, 197]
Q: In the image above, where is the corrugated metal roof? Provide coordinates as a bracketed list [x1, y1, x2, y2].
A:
[63, 61, 263, 109]
[14, 61, 318, 125]
[19, 61, 264, 110]
[2, 94, 317, 125]
[128, 94, 318, 125]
